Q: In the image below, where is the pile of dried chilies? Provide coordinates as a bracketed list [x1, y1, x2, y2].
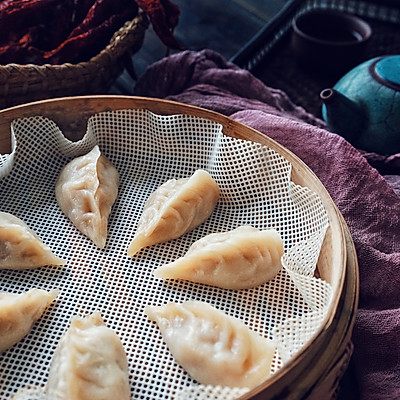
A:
[0, 0, 181, 65]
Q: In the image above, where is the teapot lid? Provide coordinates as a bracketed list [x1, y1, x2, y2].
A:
[372, 55, 400, 90]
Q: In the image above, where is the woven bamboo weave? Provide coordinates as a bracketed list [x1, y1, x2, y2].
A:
[0, 11, 148, 109]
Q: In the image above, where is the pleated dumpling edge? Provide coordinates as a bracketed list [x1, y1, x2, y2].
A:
[127, 169, 220, 257]
[55, 145, 119, 249]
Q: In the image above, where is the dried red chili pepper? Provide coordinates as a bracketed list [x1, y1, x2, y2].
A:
[0, 45, 28, 65]
[72, 0, 96, 28]
[70, 0, 137, 37]
[0, 0, 59, 37]
[34, 0, 75, 50]
[135, 0, 183, 49]
[0, 0, 183, 66]
[159, 0, 180, 30]
[0, 26, 43, 64]
[42, 7, 138, 64]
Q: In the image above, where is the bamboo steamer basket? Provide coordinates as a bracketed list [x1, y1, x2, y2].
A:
[0, 95, 358, 400]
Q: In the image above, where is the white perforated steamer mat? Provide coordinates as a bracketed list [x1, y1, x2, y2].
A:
[0, 109, 332, 399]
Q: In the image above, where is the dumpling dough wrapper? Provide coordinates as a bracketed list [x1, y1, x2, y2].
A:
[55, 145, 119, 249]
[0, 212, 65, 270]
[128, 169, 220, 256]
[46, 312, 130, 400]
[146, 301, 276, 388]
[154, 226, 283, 289]
[0, 288, 58, 353]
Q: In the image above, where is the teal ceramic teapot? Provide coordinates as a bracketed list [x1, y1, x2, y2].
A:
[320, 54, 400, 154]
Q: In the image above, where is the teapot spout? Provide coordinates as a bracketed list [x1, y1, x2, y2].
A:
[321, 88, 366, 143]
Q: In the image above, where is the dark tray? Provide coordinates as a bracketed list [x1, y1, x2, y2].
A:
[230, 0, 400, 118]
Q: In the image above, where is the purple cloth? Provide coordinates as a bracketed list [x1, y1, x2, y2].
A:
[134, 50, 400, 400]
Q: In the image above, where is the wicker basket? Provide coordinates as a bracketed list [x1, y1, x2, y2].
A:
[0, 95, 358, 400]
[0, 11, 148, 110]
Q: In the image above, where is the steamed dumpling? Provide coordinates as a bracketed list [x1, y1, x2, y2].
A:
[46, 312, 130, 400]
[154, 226, 283, 289]
[146, 301, 275, 388]
[55, 145, 119, 249]
[0, 288, 58, 353]
[127, 169, 220, 257]
[0, 212, 66, 270]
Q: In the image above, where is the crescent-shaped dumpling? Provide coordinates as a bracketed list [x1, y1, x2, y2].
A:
[55, 145, 119, 249]
[146, 301, 275, 388]
[127, 169, 220, 257]
[154, 226, 283, 289]
[0, 212, 66, 270]
[0, 288, 58, 353]
[46, 312, 130, 400]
